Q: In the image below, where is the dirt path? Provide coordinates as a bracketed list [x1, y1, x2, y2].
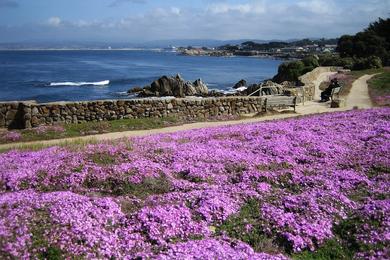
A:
[0, 73, 376, 150]
[346, 74, 376, 109]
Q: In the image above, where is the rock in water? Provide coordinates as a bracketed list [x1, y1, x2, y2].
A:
[233, 79, 247, 89]
[137, 74, 209, 98]
[149, 75, 184, 97]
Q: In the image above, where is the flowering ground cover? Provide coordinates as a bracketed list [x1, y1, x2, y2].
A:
[0, 108, 389, 259]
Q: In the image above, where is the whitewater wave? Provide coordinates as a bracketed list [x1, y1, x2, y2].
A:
[49, 80, 110, 87]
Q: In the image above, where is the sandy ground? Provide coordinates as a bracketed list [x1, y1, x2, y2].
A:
[346, 74, 376, 109]
[0, 73, 377, 150]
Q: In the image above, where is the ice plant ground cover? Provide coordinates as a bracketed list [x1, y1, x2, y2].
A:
[0, 108, 389, 259]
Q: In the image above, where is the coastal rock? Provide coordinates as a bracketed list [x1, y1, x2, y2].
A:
[128, 86, 143, 94]
[233, 79, 247, 89]
[193, 79, 208, 96]
[208, 90, 225, 97]
[135, 74, 209, 98]
[184, 81, 197, 96]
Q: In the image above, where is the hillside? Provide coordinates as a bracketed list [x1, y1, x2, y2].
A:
[0, 108, 389, 259]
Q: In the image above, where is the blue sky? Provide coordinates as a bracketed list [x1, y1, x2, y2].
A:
[0, 0, 389, 43]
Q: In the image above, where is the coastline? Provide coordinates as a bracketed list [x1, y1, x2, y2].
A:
[0, 48, 164, 51]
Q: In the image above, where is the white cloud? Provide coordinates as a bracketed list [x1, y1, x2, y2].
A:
[208, 1, 265, 14]
[109, 0, 147, 7]
[296, 0, 334, 14]
[47, 17, 61, 27]
[170, 7, 181, 16]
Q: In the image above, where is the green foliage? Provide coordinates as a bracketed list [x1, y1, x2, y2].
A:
[273, 60, 306, 83]
[89, 152, 116, 165]
[293, 239, 353, 260]
[367, 71, 390, 106]
[273, 55, 321, 83]
[176, 170, 204, 183]
[337, 18, 389, 65]
[240, 41, 289, 51]
[84, 174, 171, 197]
[352, 56, 383, 70]
[38, 247, 63, 260]
[366, 18, 390, 43]
[31, 209, 65, 259]
[302, 55, 319, 68]
[237, 39, 338, 51]
[217, 199, 281, 254]
[256, 161, 293, 171]
[318, 54, 354, 68]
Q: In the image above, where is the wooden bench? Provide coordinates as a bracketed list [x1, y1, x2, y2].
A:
[263, 96, 297, 112]
[331, 86, 342, 102]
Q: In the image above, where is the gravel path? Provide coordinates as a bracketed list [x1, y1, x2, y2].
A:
[0, 73, 376, 150]
[346, 74, 376, 109]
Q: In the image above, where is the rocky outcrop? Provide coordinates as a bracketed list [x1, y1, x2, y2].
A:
[193, 79, 209, 95]
[134, 74, 210, 98]
[233, 79, 247, 89]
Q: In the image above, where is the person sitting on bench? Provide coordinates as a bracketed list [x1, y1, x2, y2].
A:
[321, 79, 340, 102]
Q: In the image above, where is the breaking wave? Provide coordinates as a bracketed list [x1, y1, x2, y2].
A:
[49, 80, 110, 87]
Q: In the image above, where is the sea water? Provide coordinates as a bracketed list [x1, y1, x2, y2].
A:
[0, 50, 282, 103]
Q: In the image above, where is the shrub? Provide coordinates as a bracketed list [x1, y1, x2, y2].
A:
[352, 56, 383, 70]
[302, 56, 319, 68]
[273, 60, 306, 83]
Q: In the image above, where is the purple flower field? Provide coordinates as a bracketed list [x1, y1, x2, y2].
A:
[0, 108, 389, 259]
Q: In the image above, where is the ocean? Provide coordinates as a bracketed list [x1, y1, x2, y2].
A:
[0, 50, 282, 103]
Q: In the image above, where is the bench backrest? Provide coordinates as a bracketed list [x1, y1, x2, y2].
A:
[266, 96, 297, 106]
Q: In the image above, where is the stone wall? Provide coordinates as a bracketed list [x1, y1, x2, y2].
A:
[0, 97, 266, 129]
[0, 102, 26, 129]
[298, 66, 339, 101]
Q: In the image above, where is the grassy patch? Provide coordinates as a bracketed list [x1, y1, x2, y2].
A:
[0, 117, 180, 146]
[367, 69, 390, 106]
[217, 199, 281, 254]
[0, 137, 100, 153]
[84, 174, 171, 198]
[176, 170, 205, 183]
[30, 209, 64, 259]
[331, 214, 388, 258]
[257, 162, 293, 171]
[349, 68, 385, 78]
[293, 239, 353, 260]
[89, 152, 116, 165]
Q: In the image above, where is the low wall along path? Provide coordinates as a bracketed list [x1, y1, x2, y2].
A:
[0, 97, 267, 129]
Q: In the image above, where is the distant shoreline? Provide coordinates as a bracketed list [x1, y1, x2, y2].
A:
[0, 48, 164, 51]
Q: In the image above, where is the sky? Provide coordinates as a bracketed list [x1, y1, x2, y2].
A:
[0, 0, 389, 43]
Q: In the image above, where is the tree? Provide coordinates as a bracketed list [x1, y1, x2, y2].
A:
[366, 17, 390, 43]
[273, 60, 305, 83]
[337, 17, 389, 66]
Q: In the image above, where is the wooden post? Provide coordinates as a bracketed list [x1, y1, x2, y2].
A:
[293, 97, 297, 112]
